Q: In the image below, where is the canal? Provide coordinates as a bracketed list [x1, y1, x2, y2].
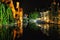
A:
[23, 23, 60, 40]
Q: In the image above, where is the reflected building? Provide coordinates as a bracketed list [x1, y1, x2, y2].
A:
[38, 0, 60, 35]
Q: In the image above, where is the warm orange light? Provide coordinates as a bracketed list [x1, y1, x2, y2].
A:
[9, 0, 16, 18]
[2, 0, 23, 39]
[16, 2, 19, 9]
[2, 0, 4, 2]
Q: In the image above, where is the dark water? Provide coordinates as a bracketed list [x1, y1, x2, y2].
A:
[1, 24, 60, 40]
[21, 24, 60, 40]
[22, 29, 48, 40]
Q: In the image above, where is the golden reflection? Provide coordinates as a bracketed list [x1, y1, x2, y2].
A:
[44, 24, 49, 30]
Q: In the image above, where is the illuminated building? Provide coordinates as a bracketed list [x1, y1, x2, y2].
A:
[50, 0, 59, 24]
[9, 1, 23, 39]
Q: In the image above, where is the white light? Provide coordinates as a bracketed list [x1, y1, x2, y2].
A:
[34, 20, 37, 23]
[38, 25, 41, 27]
[29, 19, 37, 23]
[44, 17, 47, 20]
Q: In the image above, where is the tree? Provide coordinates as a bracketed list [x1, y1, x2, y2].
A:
[29, 12, 39, 19]
[28, 11, 40, 30]
[0, 2, 15, 40]
[0, 2, 15, 25]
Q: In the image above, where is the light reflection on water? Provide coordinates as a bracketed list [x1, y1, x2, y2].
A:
[37, 23, 60, 35]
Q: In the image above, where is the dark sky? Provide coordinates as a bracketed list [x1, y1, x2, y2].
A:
[22, 0, 51, 8]
[21, 0, 51, 13]
[13, 0, 51, 8]
[13, 0, 60, 13]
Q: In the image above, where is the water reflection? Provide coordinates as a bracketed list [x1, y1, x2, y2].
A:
[37, 23, 60, 35]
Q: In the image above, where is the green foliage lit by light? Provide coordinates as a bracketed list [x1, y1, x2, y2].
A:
[29, 22, 40, 31]
[28, 11, 40, 30]
[29, 12, 39, 19]
[0, 2, 15, 40]
[0, 2, 15, 25]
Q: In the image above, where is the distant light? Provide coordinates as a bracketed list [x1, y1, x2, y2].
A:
[44, 17, 47, 20]
[34, 20, 37, 23]
[38, 24, 41, 27]
[16, 2, 19, 8]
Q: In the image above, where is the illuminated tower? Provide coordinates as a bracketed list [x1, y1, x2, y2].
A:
[51, 0, 56, 17]
[50, 0, 59, 24]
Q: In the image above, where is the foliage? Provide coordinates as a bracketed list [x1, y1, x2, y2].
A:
[0, 2, 15, 40]
[29, 22, 40, 31]
[29, 12, 39, 19]
[28, 11, 40, 30]
[0, 2, 15, 25]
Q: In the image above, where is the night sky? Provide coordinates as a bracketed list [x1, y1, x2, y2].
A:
[22, 0, 51, 9]
[13, 0, 60, 13]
